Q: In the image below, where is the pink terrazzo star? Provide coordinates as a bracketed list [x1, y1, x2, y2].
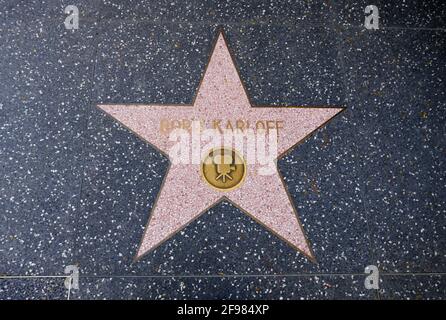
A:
[98, 30, 344, 262]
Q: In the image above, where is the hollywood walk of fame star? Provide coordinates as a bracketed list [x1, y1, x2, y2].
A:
[98, 29, 344, 262]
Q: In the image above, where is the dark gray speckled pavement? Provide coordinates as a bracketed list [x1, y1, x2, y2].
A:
[0, 0, 445, 300]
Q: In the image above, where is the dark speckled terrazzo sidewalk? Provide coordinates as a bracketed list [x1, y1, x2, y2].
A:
[0, 1, 445, 300]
